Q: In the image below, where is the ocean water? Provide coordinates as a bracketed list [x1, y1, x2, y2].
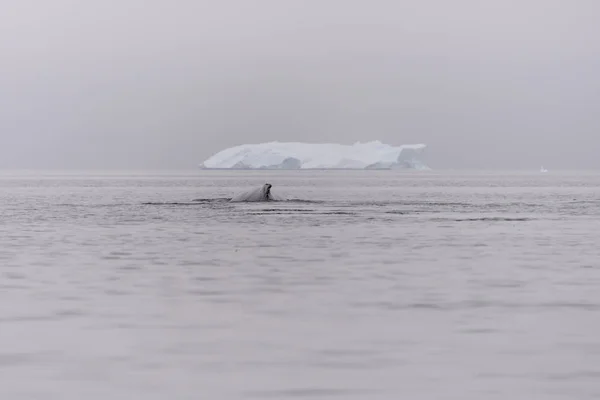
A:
[1, 170, 600, 399]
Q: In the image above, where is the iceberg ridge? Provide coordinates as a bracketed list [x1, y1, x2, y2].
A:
[201, 141, 429, 170]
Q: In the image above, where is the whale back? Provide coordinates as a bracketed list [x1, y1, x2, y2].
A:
[230, 183, 279, 202]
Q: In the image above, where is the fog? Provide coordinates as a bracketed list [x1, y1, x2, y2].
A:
[1, 0, 598, 170]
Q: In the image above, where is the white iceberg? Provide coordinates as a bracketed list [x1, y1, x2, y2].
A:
[201, 141, 429, 170]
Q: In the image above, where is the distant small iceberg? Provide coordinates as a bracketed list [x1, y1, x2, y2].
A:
[540, 166, 548, 173]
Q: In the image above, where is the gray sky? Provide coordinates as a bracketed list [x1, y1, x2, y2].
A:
[1, 0, 598, 169]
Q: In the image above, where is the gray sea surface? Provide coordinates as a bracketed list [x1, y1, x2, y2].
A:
[1, 170, 600, 399]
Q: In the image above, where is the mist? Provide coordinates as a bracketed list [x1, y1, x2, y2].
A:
[1, 0, 598, 170]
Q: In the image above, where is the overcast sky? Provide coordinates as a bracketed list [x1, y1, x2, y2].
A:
[1, 0, 598, 169]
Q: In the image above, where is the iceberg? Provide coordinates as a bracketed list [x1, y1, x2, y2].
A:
[201, 141, 429, 170]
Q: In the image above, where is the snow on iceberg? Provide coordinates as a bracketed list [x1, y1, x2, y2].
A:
[200, 141, 429, 170]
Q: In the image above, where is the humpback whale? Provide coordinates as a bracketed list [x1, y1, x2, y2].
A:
[230, 183, 282, 202]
